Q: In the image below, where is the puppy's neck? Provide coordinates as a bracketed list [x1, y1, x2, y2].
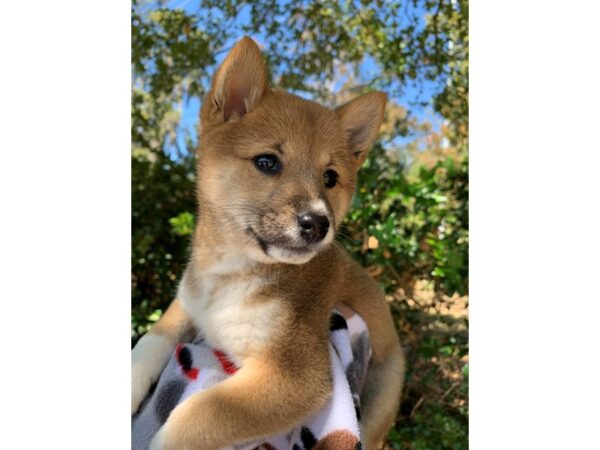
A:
[191, 212, 259, 276]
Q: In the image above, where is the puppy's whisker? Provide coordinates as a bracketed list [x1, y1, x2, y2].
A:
[336, 231, 360, 246]
[219, 216, 259, 229]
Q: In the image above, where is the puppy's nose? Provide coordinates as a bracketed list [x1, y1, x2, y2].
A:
[298, 213, 330, 244]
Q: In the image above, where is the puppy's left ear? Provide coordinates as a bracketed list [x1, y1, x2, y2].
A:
[335, 92, 387, 167]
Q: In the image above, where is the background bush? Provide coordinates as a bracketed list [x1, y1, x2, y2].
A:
[132, 1, 468, 448]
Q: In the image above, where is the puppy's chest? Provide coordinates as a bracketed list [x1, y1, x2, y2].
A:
[181, 274, 285, 362]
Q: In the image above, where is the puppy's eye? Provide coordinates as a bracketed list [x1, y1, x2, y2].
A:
[253, 154, 282, 175]
[324, 169, 338, 188]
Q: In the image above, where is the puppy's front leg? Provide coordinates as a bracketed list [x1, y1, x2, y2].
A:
[132, 298, 194, 414]
[150, 356, 331, 450]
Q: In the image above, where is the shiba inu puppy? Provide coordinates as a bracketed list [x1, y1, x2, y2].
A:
[132, 36, 404, 450]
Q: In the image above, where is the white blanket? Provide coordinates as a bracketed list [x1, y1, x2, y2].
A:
[132, 305, 371, 450]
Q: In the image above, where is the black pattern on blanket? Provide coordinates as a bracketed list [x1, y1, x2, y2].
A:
[132, 305, 371, 450]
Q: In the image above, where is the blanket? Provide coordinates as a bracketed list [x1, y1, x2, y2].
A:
[132, 304, 371, 450]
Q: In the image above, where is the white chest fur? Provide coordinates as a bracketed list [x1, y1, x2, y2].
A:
[178, 267, 285, 365]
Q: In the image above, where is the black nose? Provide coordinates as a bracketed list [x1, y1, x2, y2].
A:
[298, 213, 330, 244]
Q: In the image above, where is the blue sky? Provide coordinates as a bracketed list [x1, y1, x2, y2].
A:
[140, 0, 445, 158]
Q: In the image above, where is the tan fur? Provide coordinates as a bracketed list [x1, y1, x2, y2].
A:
[133, 36, 404, 450]
[150, 297, 195, 341]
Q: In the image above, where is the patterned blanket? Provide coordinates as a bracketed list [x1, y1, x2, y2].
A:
[132, 305, 371, 450]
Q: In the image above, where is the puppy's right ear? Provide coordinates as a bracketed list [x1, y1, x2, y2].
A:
[202, 36, 269, 130]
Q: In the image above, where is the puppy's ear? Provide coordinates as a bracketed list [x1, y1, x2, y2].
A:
[204, 36, 269, 127]
[335, 92, 387, 167]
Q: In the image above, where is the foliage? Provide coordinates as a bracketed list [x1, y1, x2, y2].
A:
[388, 290, 468, 450]
[131, 151, 195, 342]
[343, 150, 468, 297]
[132, 0, 469, 447]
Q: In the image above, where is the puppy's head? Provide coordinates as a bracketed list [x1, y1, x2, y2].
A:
[197, 37, 386, 265]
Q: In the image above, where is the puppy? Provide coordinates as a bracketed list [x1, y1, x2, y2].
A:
[132, 36, 404, 450]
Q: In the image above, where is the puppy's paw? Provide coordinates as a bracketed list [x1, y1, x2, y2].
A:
[131, 334, 175, 414]
[148, 420, 192, 450]
[131, 363, 152, 414]
[148, 425, 167, 450]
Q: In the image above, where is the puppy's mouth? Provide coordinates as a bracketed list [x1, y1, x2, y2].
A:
[245, 227, 331, 267]
[246, 227, 313, 256]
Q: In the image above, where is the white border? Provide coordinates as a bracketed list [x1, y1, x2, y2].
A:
[0, 1, 130, 448]
[471, 1, 600, 448]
